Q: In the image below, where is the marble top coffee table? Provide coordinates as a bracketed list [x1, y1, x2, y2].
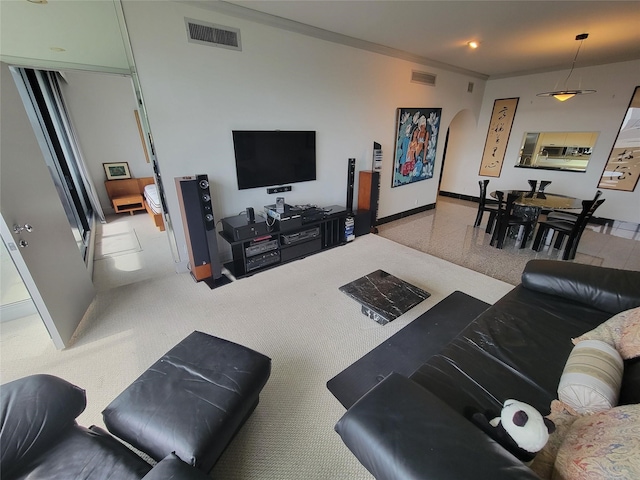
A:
[339, 270, 430, 325]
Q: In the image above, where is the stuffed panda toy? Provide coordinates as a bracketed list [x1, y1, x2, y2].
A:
[471, 399, 556, 463]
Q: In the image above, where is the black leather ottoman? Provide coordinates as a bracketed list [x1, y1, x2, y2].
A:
[102, 331, 271, 472]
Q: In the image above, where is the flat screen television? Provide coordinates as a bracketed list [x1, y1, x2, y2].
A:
[232, 130, 316, 190]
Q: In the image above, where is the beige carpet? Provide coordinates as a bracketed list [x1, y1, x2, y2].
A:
[0, 234, 513, 479]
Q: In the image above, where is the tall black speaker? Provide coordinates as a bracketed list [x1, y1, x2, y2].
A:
[175, 175, 222, 282]
[346, 158, 356, 214]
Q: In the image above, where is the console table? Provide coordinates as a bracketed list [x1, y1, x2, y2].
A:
[219, 205, 348, 278]
[111, 194, 144, 214]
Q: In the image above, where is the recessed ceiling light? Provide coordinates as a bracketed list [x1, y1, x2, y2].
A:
[50, 47, 66, 52]
[468, 41, 480, 49]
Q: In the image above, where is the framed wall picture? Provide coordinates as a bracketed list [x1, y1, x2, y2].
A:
[598, 86, 640, 192]
[479, 97, 519, 177]
[392, 107, 442, 188]
[103, 162, 131, 180]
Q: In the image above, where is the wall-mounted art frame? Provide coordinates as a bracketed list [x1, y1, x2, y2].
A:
[479, 97, 519, 177]
[598, 86, 640, 192]
[103, 162, 131, 180]
[392, 107, 441, 188]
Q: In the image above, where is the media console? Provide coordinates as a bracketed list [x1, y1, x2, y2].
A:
[219, 205, 348, 278]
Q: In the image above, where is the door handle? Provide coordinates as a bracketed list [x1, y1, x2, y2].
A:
[13, 223, 33, 234]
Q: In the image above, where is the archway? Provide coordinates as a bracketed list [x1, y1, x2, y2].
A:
[438, 109, 477, 196]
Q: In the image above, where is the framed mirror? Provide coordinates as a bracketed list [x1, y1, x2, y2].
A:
[598, 86, 640, 191]
[516, 131, 599, 172]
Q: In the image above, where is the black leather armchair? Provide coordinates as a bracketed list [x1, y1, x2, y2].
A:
[0, 374, 211, 480]
[2, 331, 272, 479]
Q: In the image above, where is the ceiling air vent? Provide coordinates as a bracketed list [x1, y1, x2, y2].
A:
[185, 18, 242, 51]
[411, 70, 437, 87]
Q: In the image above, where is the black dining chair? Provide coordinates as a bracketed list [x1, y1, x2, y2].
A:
[538, 180, 552, 193]
[474, 179, 500, 234]
[546, 190, 602, 222]
[490, 191, 536, 249]
[532, 198, 605, 260]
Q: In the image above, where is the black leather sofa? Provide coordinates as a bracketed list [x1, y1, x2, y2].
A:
[335, 260, 640, 479]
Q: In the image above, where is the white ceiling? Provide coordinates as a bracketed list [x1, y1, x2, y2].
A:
[0, 0, 130, 73]
[219, 0, 640, 78]
[1, 1, 639, 78]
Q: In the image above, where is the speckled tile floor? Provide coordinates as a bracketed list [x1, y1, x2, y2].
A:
[376, 196, 640, 286]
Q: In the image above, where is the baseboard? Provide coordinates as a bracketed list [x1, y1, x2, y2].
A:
[377, 203, 436, 226]
[175, 260, 190, 274]
[438, 190, 480, 203]
[87, 214, 97, 279]
[0, 299, 37, 323]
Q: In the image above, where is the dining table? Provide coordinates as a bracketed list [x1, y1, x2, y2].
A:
[489, 190, 583, 240]
[490, 190, 583, 210]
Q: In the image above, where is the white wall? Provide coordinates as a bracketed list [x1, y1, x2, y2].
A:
[59, 71, 154, 213]
[121, 1, 485, 264]
[1, 238, 35, 320]
[441, 60, 640, 223]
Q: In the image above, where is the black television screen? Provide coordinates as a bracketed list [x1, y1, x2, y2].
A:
[232, 130, 316, 190]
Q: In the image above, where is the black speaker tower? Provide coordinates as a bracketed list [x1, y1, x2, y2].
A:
[175, 175, 230, 288]
[346, 158, 356, 214]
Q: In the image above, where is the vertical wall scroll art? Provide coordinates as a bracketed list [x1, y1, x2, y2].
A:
[598, 86, 640, 192]
[392, 107, 442, 187]
[479, 97, 519, 177]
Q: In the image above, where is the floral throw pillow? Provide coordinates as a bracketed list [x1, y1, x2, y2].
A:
[529, 400, 578, 479]
[552, 404, 640, 480]
[573, 306, 640, 359]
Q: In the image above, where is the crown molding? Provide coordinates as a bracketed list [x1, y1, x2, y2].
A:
[178, 1, 489, 80]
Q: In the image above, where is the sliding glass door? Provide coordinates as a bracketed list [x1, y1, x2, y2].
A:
[12, 67, 97, 260]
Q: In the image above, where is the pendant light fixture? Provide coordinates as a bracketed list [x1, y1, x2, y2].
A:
[537, 33, 596, 102]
